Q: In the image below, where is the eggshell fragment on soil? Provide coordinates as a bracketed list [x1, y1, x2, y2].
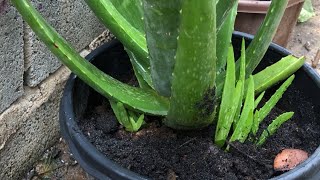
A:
[274, 149, 309, 171]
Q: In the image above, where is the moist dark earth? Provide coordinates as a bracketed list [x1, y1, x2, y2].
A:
[77, 74, 320, 180]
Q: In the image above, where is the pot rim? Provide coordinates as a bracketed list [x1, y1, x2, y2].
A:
[60, 31, 320, 180]
[238, 0, 305, 14]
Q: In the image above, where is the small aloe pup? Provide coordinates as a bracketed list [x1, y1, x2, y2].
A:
[12, 0, 304, 146]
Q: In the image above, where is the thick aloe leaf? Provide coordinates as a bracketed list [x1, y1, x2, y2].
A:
[244, 0, 289, 76]
[216, 55, 303, 99]
[252, 56, 304, 95]
[12, 0, 169, 115]
[110, 0, 152, 88]
[256, 112, 294, 146]
[143, 0, 182, 97]
[230, 76, 255, 143]
[215, 46, 237, 147]
[219, 55, 304, 98]
[125, 49, 153, 89]
[166, 0, 217, 129]
[216, 0, 289, 93]
[216, 1, 238, 73]
[84, 0, 149, 70]
[216, 0, 238, 32]
[110, 0, 144, 33]
[252, 75, 295, 135]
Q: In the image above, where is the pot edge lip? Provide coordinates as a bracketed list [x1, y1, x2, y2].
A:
[60, 31, 320, 180]
[238, 0, 304, 14]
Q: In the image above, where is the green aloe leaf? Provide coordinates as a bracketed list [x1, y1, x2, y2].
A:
[110, 100, 145, 132]
[216, 0, 290, 94]
[109, 0, 144, 33]
[166, 0, 217, 129]
[128, 111, 145, 132]
[215, 46, 239, 147]
[252, 75, 295, 135]
[216, 0, 238, 32]
[230, 76, 255, 143]
[254, 91, 265, 109]
[233, 39, 247, 129]
[110, 100, 132, 129]
[84, 0, 150, 78]
[216, 1, 238, 73]
[107, 1, 153, 87]
[252, 56, 304, 95]
[224, 55, 303, 98]
[244, 0, 289, 76]
[126, 49, 153, 89]
[256, 112, 294, 146]
[143, 0, 182, 97]
[12, 0, 169, 115]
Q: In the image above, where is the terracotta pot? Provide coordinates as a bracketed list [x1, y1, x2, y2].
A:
[235, 0, 305, 47]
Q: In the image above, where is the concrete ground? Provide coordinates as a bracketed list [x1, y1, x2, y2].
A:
[23, 1, 320, 179]
[287, 0, 320, 73]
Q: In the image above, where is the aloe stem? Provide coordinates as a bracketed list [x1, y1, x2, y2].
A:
[166, 0, 217, 129]
[12, 0, 169, 115]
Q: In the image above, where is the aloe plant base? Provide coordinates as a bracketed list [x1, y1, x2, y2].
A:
[60, 33, 320, 180]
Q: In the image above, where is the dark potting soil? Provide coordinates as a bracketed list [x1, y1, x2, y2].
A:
[77, 79, 320, 180]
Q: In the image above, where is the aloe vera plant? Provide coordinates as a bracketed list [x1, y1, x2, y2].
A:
[12, 0, 305, 147]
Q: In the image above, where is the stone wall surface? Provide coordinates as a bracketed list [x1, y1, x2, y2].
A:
[24, 0, 105, 87]
[0, 0, 107, 179]
[0, 3, 24, 114]
[0, 67, 70, 180]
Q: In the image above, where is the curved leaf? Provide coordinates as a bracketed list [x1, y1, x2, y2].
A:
[12, 0, 169, 115]
[84, 0, 149, 71]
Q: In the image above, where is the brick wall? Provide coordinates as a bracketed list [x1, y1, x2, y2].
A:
[0, 1, 106, 179]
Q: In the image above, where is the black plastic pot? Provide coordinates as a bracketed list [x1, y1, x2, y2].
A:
[59, 31, 320, 180]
